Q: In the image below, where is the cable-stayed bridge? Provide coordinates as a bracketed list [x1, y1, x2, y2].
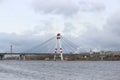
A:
[0, 33, 87, 60]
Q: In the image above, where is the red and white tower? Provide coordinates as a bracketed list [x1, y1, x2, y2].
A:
[54, 33, 63, 61]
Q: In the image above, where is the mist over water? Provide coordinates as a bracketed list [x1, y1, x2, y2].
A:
[0, 61, 120, 80]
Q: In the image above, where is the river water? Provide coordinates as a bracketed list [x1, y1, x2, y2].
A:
[0, 61, 119, 80]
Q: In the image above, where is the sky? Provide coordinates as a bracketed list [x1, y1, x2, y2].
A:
[0, 0, 120, 52]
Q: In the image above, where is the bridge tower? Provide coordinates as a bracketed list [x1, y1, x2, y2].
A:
[54, 33, 63, 61]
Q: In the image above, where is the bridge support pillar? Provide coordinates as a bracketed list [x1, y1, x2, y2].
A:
[0, 54, 4, 60]
[19, 55, 22, 60]
[54, 54, 56, 61]
[100, 56, 104, 61]
[19, 54, 26, 60]
[23, 55, 26, 60]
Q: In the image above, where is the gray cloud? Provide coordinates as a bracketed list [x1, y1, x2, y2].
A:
[0, 0, 119, 52]
[102, 12, 120, 50]
[33, 0, 105, 16]
[105, 12, 120, 36]
[33, 0, 79, 16]
[78, 12, 120, 51]
[78, 1, 105, 12]
[0, 0, 2, 3]
[0, 33, 42, 52]
[1, 15, 120, 53]
[59, 11, 120, 51]
[24, 10, 120, 51]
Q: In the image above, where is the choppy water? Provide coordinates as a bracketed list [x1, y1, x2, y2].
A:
[0, 61, 120, 80]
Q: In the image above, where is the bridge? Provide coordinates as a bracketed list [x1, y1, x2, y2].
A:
[0, 33, 85, 60]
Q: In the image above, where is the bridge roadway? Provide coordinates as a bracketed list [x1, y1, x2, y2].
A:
[0, 52, 90, 60]
[0, 53, 55, 60]
[0, 53, 79, 60]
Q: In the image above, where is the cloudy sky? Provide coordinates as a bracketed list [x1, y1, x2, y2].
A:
[0, 0, 120, 52]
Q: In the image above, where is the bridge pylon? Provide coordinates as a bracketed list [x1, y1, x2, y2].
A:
[54, 33, 63, 61]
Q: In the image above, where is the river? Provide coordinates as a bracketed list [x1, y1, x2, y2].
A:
[0, 61, 119, 80]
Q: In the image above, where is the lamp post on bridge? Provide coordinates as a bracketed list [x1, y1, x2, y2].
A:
[10, 45, 13, 57]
